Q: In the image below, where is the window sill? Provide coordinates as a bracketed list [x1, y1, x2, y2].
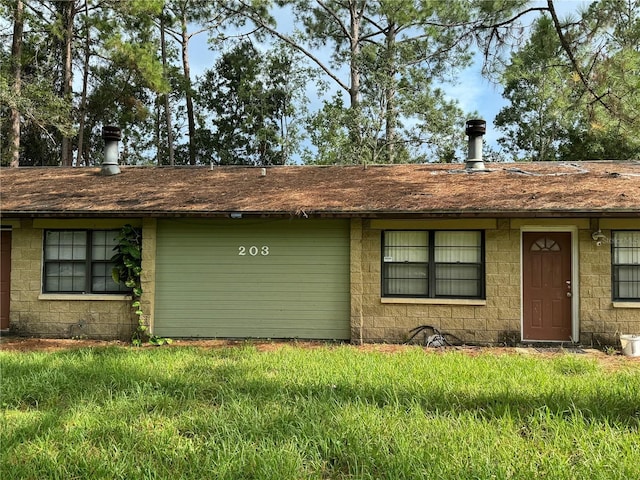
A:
[38, 294, 132, 301]
[613, 301, 640, 309]
[381, 298, 486, 306]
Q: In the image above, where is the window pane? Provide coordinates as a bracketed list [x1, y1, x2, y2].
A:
[93, 261, 129, 293]
[44, 263, 61, 291]
[614, 232, 640, 264]
[615, 265, 640, 299]
[44, 262, 85, 292]
[435, 264, 481, 297]
[92, 277, 106, 292]
[384, 231, 428, 262]
[435, 231, 481, 263]
[92, 230, 119, 261]
[612, 232, 640, 300]
[44, 245, 59, 260]
[44, 232, 60, 259]
[384, 264, 428, 296]
[46, 231, 87, 260]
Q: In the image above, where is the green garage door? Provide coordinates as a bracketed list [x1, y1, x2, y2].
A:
[153, 218, 351, 339]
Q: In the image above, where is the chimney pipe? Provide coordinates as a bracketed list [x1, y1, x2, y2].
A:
[101, 125, 121, 175]
[465, 119, 486, 171]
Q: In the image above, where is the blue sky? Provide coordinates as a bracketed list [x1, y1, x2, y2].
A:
[186, 1, 590, 155]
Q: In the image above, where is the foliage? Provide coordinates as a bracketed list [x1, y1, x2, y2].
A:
[4, 0, 639, 165]
[494, 16, 569, 161]
[494, 0, 640, 161]
[110, 224, 146, 346]
[1, 346, 639, 479]
[198, 41, 304, 165]
[236, 0, 478, 163]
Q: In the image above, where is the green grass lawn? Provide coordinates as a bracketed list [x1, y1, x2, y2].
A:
[1, 344, 639, 479]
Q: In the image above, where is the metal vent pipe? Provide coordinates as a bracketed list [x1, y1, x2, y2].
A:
[101, 125, 121, 175]
[465, 119, 486, 171]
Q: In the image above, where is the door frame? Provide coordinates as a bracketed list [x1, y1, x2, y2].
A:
[520, 226, 579, 342]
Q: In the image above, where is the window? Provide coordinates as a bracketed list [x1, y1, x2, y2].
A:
[382, 230, 484, 299]
[43, 230, 130, 294]
[612, 231, 640, 301]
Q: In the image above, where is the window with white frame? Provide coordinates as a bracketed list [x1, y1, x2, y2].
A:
[612, 231, 640, 301]
[43, 230, 130, 294]
[382, 230, 484, 298]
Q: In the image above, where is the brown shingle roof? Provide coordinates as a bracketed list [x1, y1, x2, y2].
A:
[1, 162, 639, 218]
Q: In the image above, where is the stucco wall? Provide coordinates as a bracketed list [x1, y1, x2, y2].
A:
[352, 218, 640, 346]
[8, 219, 139, 340]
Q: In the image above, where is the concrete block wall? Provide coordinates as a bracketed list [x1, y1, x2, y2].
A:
[140, 218, 157, 334]
[351, 218, 639, 346]
[578, 228, 640, 345]
[8, 219, 136, 340]
[352, 219, 521, 345]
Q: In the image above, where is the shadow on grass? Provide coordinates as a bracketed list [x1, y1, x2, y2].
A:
[2, 346, 639, 447]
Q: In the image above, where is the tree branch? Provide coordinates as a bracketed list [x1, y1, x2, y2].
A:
[229, 3, 351, 93]
[547, 0, 613, 115]
[316, 0, 351, 40]
[479, 6, 549, 29]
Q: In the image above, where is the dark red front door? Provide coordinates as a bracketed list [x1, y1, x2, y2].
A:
[523, 232, 572, 341]
[1, 230, 11, 330]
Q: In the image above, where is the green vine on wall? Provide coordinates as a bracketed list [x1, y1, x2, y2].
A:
[111, 225, 146, 345]
[111, 225, 172, 347]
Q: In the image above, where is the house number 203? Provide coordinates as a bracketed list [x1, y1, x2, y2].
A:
[238, 245, 270, 256]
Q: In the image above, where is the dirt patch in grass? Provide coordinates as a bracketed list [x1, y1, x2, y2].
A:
[0, 337, 127, 352]
[1, 336, 638, 371]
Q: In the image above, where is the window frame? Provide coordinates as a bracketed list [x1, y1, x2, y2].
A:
[42, 229, 130, 295]
[381, 230, 485, 300]
[611, 230, 640, 302]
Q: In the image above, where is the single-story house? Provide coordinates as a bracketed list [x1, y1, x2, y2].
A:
[1, 160, 639, 345]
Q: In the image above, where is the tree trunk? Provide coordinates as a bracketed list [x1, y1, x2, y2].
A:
[76, 2, 90, 167]
[9, 0, 24, 168]
[60, 1, 76, 166]
[384, 22, 398, 163]
[181, 12, 196, 165]
[348, 0, 364, 160]
[348, 2, 361, 110]
[160, 14, 175, 165]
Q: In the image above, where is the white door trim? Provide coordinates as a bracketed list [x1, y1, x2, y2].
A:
[520, 226, 580, 343]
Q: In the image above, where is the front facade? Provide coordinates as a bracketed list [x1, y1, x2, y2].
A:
[1, 163, 639, 345]
[352, 217, 639, 345]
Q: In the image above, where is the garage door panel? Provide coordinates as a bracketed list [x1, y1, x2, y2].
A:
[156, 325, 349, 339]
[154, 264, 348, 276]
[154, 219, 351, 339]
[157, 309, 350, 322]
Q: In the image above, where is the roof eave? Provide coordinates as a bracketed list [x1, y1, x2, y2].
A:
[1, 208, 639, 219]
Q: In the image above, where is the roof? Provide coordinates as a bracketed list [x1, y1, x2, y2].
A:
[1, 162, 639, 218]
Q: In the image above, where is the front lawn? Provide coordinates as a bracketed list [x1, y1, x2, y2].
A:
[1, 344, 638, 479]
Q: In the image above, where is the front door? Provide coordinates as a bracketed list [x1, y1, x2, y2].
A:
[1, 229, 11, 330]
[522, 232, 572, 341]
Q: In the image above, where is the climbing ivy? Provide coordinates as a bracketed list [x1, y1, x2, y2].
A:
[111, 225, 147, 346]
[111, 224, 172, 346]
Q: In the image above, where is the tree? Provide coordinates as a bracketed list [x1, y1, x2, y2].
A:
[231, 0, 480, 163]
[1, 0, 74, 166]
[494, 16, 569, 161]
[547, 0, 640, 138]
[1, 0, 170, 166]
[494, 0, 640, 161]
[7, 0, 23, 168]
[161, 0, 234, 165]
[158, 12, 175, 165]
[198, 41, 304, 165]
